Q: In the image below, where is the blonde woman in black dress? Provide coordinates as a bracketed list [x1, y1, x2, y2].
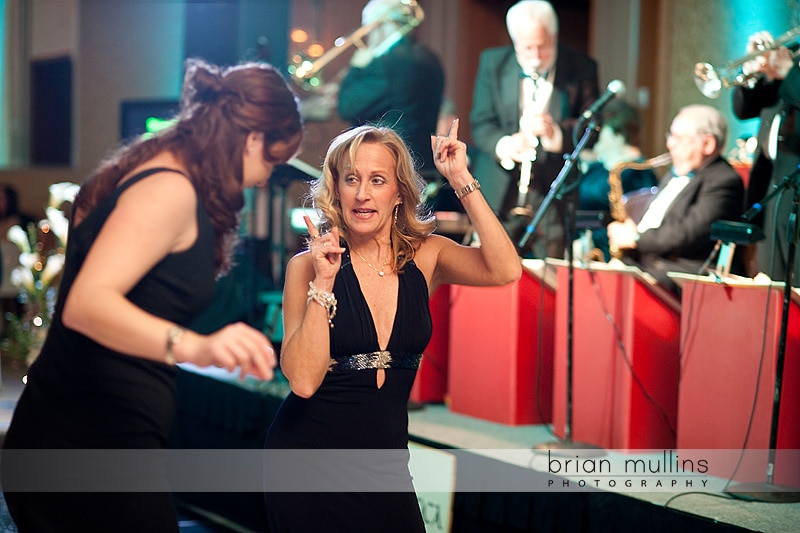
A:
[264, 120, 521, 531]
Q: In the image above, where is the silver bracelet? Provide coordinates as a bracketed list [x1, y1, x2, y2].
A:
[454, 179, 481, 199]
[307, 281, 337, 328]
[165, 326, 185, 366]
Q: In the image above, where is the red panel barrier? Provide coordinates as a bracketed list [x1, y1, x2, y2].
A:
[447, 261, 555, 425]
[550, 261, 681, 450]
[673, 275, 800, 488]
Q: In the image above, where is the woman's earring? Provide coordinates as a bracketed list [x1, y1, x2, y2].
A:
[393, 204, 400, 225]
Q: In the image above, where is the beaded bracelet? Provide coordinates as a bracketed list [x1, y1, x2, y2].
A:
[307, 281, 337, 328]
[454, 179, 481, 200]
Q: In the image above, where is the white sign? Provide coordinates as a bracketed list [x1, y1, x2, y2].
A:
[409, 443, 457, 533]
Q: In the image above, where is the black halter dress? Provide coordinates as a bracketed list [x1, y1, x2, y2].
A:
[264, 248, 432, 532]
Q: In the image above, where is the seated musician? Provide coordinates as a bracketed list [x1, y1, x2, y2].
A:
[577, 99, 658, 261]
[606, 104, 745, 295]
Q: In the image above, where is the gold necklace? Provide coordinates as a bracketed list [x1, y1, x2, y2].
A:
[352, 248, 390, 277]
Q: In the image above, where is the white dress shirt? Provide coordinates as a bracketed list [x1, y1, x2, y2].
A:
[637, 175, 692, 232]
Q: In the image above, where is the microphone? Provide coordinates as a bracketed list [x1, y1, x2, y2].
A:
[743, 164, 800, 220]
[580, 79, 626, 123]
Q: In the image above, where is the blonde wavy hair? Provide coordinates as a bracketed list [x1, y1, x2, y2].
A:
[309, 125, 436, 272]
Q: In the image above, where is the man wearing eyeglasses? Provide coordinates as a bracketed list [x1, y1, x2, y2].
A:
[607, 104, 745, 295]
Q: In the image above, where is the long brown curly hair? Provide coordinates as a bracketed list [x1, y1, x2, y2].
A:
[73, 58, 303, 276]
[310, 125, 436, 272]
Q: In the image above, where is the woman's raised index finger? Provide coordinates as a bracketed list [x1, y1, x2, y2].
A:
[303, 215, 319, 238]
[447, 117, 459, 139]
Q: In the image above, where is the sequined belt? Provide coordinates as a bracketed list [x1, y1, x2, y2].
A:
[327, 351, 422, 373]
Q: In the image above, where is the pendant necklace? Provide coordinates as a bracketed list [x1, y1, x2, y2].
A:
[353, 248, 389, 277]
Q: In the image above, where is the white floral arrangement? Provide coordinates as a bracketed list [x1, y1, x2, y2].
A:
[2, 181, 80, 365]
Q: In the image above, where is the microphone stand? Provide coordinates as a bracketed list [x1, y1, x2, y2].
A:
[725, 167, 800, 502]
[521, 118, 604, 455]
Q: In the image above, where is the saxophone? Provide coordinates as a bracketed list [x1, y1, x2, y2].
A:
[606, 152, 671, 259]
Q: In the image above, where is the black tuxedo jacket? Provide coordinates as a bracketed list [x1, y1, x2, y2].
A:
[631, 157, 745, 291]
[732, 65, 800, 283]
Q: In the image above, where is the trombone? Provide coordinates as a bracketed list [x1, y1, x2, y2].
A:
[694, 25, 800, 99]
[289, 0, 424, 91]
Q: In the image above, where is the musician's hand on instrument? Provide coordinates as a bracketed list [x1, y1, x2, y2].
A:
[746, 31, 774, 55]
[496, 132, 539, 168]
[607, 218, 639, 250]
[350, 48, 375, 68]
[743, 31, 776, 76]
[509, 133, 537, 160]
[520, 111, 555, 140]
[765, 46, 794, 80]
[579, 148, 598, 163]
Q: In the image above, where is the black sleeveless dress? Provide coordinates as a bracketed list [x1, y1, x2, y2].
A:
[1, 169, 216, 532]
[264, 248, 432, 533]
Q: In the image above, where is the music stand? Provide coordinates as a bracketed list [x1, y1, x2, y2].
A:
[724, 166, 800, 502]
[709, 220, 766, 277]
[520, 119, 604, 455]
